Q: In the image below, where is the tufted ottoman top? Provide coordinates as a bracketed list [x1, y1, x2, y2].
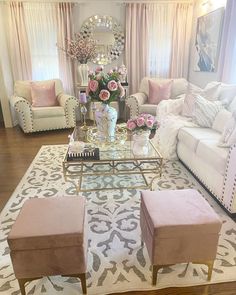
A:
[141, 189, 222, 238]
[8, 196, 86, 251]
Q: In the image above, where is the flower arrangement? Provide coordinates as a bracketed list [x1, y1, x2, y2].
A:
[127, 114, 159, 133]
[58, 33, 97, 64]
[87, 67, 125, 104]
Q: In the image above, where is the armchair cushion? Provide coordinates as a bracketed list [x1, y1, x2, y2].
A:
[32, 106, 65, 119]
[148, 79, 173, 104]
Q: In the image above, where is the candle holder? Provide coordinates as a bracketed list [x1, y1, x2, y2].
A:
[91, 102, 97, 127]
[80, 104, 88, 131]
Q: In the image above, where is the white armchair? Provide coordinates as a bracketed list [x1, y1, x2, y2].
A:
[10, 79, 79, 133]
[126, 77, 195, 118]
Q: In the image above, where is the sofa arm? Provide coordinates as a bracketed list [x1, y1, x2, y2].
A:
[222, 144, 236, 213]
[126, 92, 147, 118]
[156, 96, 185, 119]
[10, 95, 33, 133]
[58, 94, 79, 128]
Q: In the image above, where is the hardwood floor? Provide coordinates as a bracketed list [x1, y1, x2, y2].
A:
[0, 126, 236, 295]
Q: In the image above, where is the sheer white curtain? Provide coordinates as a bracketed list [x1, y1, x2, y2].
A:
[56, 3, 75, 94]
[8, 2, 32, 80]
[169, 3, 193, 78]
[24, 3, 59, 81]
[220, 0, 236, 84]
[148, 4, 175, 78]
[147, 3, 193, 78]
[125, 3, 149, 94]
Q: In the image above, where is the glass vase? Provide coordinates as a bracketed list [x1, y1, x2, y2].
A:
[132, 130, 150, 155]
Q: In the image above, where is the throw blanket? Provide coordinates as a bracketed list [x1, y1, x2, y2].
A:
[153, 114, 197, 160]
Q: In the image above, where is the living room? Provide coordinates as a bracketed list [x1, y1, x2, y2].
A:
[0, 0, 236, 294]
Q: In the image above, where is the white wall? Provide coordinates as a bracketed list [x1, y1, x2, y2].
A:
[188, 0, 227, 87]
[73, 2, 125, 72]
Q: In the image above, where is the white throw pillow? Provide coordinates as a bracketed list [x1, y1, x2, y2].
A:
[192, 95, 223, 127]
[218, 84, 236, 106]
[203, 82, 221, 101]
[228, 96, 236, 113]
[218, 113, 236, 147]
[212, 109, 232, 133]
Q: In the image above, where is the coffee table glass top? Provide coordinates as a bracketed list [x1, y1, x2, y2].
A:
[69, 125, 162, 161]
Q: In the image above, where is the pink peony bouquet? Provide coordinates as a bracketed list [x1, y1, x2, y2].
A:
[87, 67, 125, 104]
[127, 114, 159, 133]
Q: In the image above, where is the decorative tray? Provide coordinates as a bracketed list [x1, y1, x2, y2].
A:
[86, 125, 128, 149]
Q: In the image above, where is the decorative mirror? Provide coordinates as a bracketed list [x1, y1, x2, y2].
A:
[80, 15, 125, 65]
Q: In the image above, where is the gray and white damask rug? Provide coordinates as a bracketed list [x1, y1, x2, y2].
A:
[0, 145, 236, 295]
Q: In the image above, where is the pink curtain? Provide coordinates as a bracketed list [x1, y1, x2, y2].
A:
[169, 3, 193, 78]
[220, 0, 236, 84]
[8, 2, 32, 80]
[125, 3, 149, 94]
[56, 3, 75, 95]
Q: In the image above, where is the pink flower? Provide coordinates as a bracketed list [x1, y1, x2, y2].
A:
[108, 69, 113, 75]
[99, 89, 110, 101]
[136, 116, 145, 127]
[146, 119, 154, 128]
[89, 80, 98, 92]
[95, 66, 104, 73]
[107, 80, 118, 91]
[127, 120, 137, 130]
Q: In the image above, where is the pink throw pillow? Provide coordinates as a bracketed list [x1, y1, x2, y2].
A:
[31, 81, 58, 107]
[148, 80, 173, 105]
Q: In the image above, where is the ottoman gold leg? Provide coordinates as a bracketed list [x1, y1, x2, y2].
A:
[64, 273, 87, 294]
[192, 260, 214, 281]
[18, 277, 41, 295]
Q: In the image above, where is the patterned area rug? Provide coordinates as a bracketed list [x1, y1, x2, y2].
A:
[0, 145, 236, 295]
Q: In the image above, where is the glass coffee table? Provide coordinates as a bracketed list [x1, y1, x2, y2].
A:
[62, 126, 163, 192]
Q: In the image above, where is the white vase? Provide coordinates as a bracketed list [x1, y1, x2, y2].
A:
[78, 64, 89, 86]
[132, 130, 150, 155]
[95, 103, 118, 142]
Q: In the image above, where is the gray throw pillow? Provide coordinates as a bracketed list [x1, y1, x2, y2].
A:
[192, 95, 223, 127]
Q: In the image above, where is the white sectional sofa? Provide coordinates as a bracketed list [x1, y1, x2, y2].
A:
[154, 82, 236, 215]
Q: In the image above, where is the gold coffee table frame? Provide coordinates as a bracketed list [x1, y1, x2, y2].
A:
[62, 127, 163, 192]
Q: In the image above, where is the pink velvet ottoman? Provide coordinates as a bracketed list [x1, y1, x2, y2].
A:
[8, 197, 87, 295]
[140, 189, 222, 285]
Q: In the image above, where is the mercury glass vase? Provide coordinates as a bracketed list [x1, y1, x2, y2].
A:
[95, 103, 118, 142]
[132, 130, 150, 155]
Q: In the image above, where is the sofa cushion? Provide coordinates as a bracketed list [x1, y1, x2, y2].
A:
[218, 114, 236, 147]
[196, 140, 228, 175]
[32, 106, 65, 119]
[148, 79, 173, 104]
[212, 109, 232, 133]
[178, 127, 221, 152]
